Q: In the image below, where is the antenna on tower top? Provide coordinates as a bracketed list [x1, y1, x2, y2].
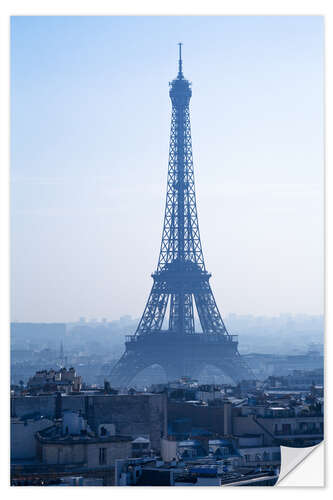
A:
[178, 42, 183, 78]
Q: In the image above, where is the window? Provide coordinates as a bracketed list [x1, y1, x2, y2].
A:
[99, 447, 107, 465]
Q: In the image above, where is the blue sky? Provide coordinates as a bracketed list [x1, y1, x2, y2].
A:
[11, 16, 324, 321]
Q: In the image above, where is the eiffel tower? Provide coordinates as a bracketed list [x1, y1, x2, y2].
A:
[110, 44, 252, 386]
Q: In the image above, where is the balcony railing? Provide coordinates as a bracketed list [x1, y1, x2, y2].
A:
[125, 333, 238, 343]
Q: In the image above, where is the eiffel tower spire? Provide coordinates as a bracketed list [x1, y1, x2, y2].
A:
[177, 42, 183, 79]
[110, 45, 252, 386]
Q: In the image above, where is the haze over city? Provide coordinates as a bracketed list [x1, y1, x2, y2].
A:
[11, 16, 323, 322]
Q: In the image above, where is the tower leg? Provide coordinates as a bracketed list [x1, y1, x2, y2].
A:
[109, 351, 152, 387]
[212, 356, 253, 383]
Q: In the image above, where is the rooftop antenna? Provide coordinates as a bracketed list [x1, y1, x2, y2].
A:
[178, 42, 183, 78]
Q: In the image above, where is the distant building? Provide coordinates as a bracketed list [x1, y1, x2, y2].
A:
[265, 369, 323, 390]
[27, 367, 82, 394]
[233, 402, 323, 447]
[195, 385, 225, 403]
[161, 437, 238, 463]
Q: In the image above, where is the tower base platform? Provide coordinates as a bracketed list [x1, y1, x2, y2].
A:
[109, 332, 252, 387]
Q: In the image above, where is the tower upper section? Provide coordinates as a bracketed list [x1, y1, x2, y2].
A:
[132, 43, 231, 340]
[169, 43, 192, 106]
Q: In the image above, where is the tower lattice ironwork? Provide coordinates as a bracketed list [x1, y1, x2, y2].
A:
[110, 44, 252, 386]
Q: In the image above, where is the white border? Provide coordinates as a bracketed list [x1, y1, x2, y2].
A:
[1, 0, 331, 497]
[278, 442, 325, 486]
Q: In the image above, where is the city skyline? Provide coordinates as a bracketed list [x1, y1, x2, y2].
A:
[11, 16, 324, 322]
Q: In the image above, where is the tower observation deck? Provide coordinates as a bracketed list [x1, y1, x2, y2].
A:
[110, 44, 252, 385]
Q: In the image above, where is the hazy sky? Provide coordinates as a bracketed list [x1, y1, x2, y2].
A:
[11, 16, 324, 322]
